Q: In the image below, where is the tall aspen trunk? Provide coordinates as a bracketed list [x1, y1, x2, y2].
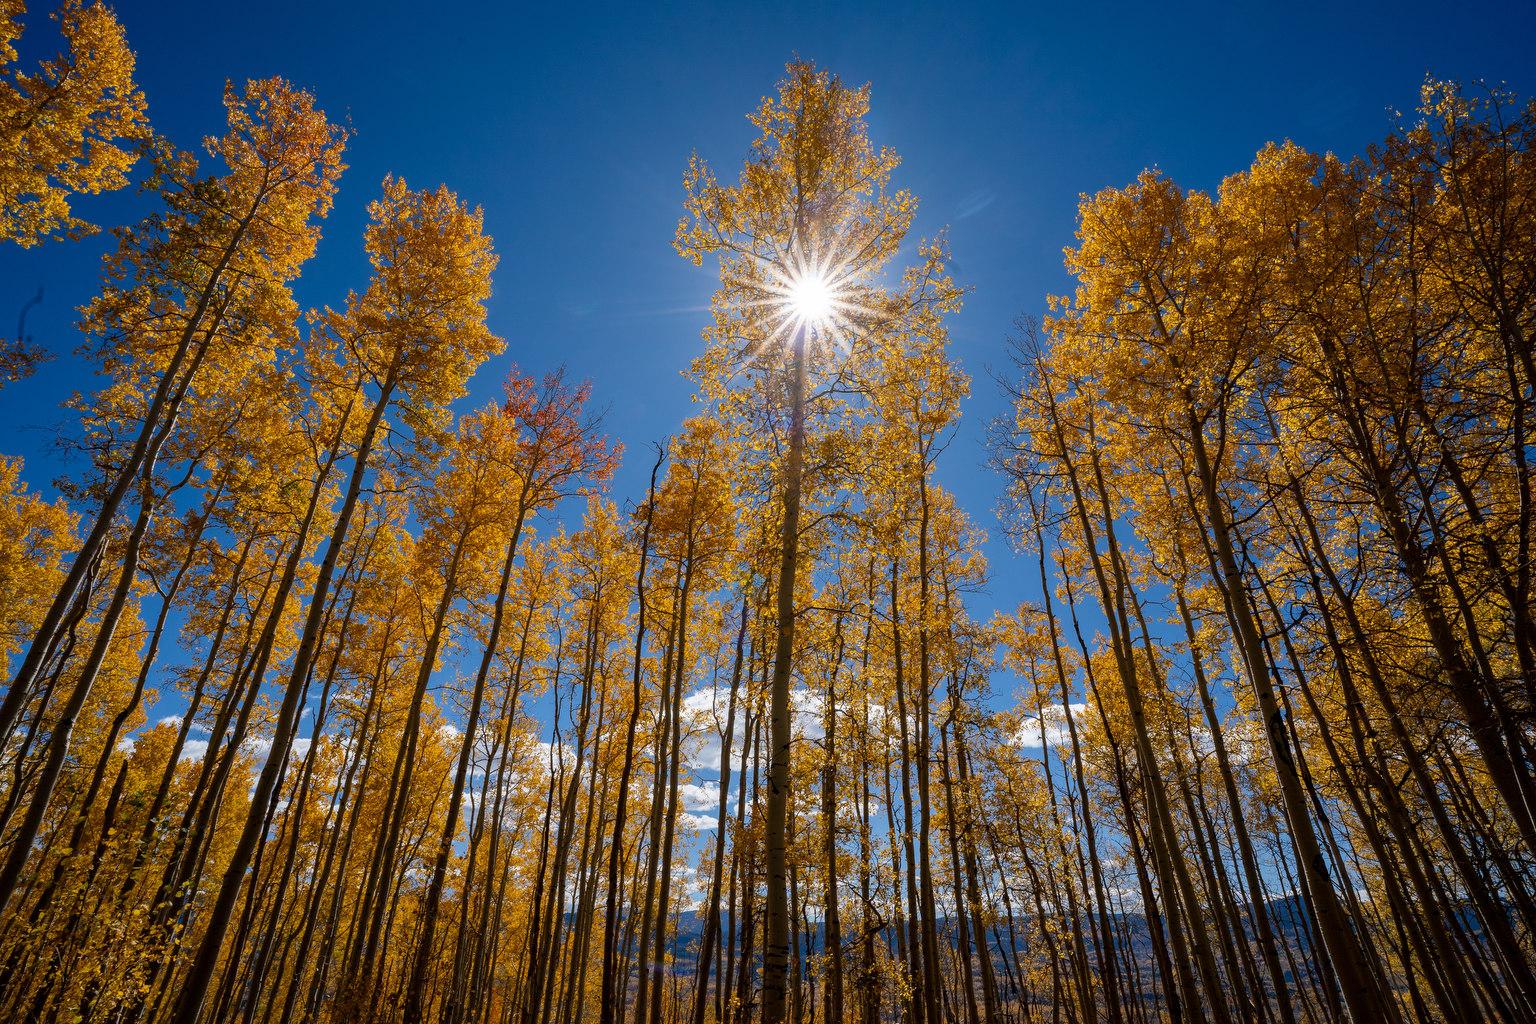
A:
[761, 323, 807, 1024]
[691, 592, 751, 1024]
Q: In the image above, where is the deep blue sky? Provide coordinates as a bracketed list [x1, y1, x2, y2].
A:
[4, 0, 1534, 636]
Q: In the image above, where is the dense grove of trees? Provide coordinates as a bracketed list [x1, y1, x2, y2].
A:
[1, 4, 1533, 1023]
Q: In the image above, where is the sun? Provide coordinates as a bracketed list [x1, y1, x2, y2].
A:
[730, 240, 876, 365]
[762, 248, 865, 338]
[787, 271, 834, 325]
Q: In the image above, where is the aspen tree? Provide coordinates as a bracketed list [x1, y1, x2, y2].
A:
[0, 0, 147, 247]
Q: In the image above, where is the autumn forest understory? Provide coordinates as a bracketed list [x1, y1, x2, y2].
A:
[2, 4, 1535, 1024]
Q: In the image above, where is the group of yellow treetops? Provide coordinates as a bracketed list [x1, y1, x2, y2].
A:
[1, 3, 1533, 1023]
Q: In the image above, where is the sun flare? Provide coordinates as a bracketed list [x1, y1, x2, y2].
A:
[739, 244, 876, 364]
[787, 271, 834, 324]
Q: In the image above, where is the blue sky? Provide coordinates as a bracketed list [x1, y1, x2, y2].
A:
[4, 0, 1533, 658]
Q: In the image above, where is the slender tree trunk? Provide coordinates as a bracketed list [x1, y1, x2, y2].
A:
[692, 592, 751, 1024]
[762, 323, 807, 1024]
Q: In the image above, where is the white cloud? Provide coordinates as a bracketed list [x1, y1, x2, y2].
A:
[680, 781, 720, 812]
[241, 735, 273, 761]
[1013, 703, 1085, 749]
[681, 685, 748, 772]
[681, 685, 831, 773]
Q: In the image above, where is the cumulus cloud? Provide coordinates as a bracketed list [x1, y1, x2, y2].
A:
[1013, 703, 1085, 749]
[241, 735, 273, 761]
[681, 685, 748, 772]
[682, 685, 831, 772]
[534, 739, 574, 770]
[155, 714, 209, 737]
[680, 781, 720, 812]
